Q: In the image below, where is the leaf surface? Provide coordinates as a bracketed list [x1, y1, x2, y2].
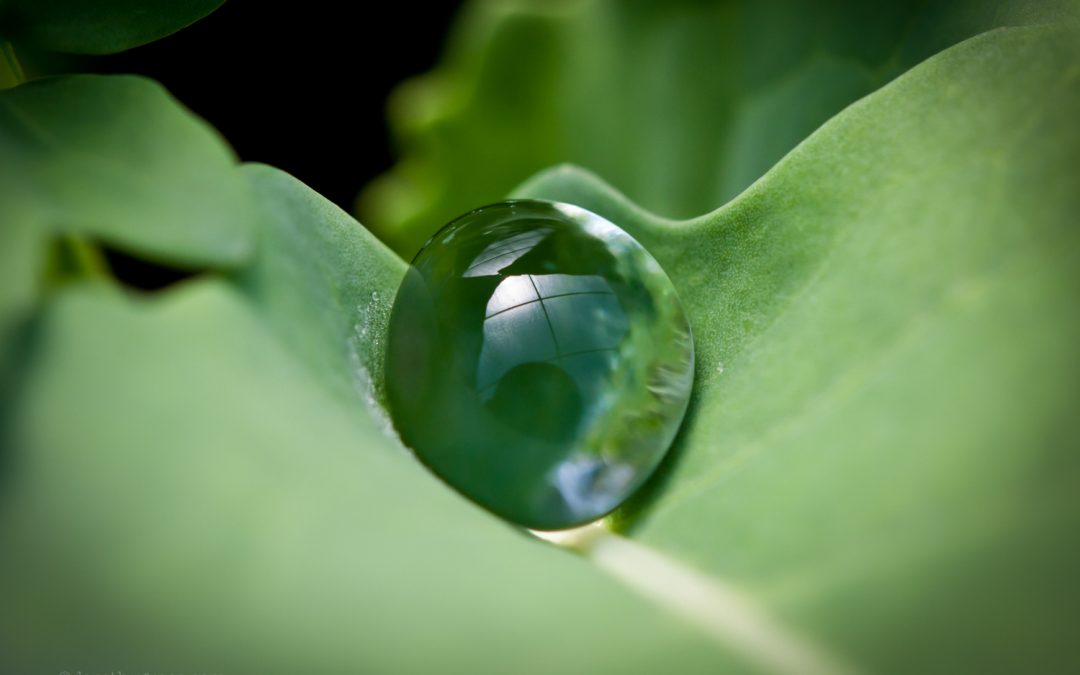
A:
[0, 109, 737, 671]
[516, 24, 1080, 673]
[2, 9, 1079, 675]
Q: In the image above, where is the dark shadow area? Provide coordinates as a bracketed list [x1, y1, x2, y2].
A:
[102, 247, 196, 292]
[85, 0, 462, 211]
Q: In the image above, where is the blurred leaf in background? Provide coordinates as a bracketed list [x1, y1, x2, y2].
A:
[2, 0, 1080, 674]
[359, 0, 1080, 255]
[0, 74, 253, 355]
[0, 0, 236, 332]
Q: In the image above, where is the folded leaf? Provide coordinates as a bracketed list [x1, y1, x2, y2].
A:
[517, 24, 1080, 673]
[3, 10, 1079, 675]
[234, 164, 405, 408]
[0, 161, 738, 674]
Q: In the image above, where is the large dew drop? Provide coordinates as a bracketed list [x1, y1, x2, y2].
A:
[385, 200, 694, 530]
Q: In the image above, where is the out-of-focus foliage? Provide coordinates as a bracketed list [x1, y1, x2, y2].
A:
[359, 0, 1080, 256]
[2, 1, 1079, 674]
[0, 0, 224, 54]
[0, 75, 251, 347]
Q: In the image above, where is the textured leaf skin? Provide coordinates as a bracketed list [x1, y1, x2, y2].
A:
[0, 0, 225, 54]
[517, 24, 1080, 674]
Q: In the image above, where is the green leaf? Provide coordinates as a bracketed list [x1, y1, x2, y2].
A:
[516, 24, 1080, 673]
[0, 0, 225, 54]
[234, 164, 406, 408]
[0, 84, 726, 672]
[0, 186, 737, 675]
[360, 0, 1080, 256]
[0, 74, 253, 330]
[3, 9, 1079, 675]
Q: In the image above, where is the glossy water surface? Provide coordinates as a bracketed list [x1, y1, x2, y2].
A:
[385, 200, 693, 529]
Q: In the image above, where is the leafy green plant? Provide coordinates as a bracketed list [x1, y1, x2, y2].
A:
[358, 0, 1080, 255]
[2, 1, 1079, 674]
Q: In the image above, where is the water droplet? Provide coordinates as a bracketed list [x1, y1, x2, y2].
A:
[385, 200, 694, 530]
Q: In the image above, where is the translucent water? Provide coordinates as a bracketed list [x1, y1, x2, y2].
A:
[385, 200, 694, 530]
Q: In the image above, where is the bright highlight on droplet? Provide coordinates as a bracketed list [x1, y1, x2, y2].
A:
[385, 200, 694, 530]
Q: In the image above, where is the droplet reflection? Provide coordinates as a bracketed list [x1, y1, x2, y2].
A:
[385, 200, 693, 530]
